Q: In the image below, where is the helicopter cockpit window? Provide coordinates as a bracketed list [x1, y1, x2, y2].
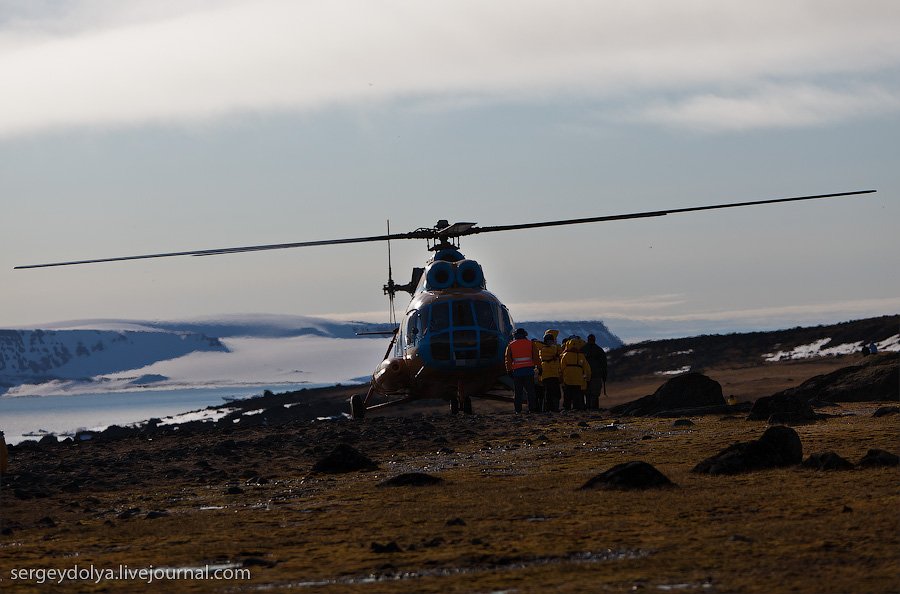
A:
[453, 300, 474, 327]
[474, 301, 497, 330]
[429, 302, 450, 333]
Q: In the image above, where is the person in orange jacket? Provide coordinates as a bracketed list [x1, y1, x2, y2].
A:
[505, 328, 538, 413]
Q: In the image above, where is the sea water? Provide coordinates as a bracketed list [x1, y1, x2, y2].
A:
[0, 384, 329, 444]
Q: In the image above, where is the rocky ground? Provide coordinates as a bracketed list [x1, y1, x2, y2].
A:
[0, 354, 897, 593]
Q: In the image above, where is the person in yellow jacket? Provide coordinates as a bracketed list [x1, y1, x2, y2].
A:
[537, 330, 563, 412]
[560, 336, 591, 410]
[531, 337, 547, 412]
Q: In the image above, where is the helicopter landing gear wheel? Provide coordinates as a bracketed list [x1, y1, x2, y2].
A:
[350, 394, 366, 420]
[457, 379, 473, 415]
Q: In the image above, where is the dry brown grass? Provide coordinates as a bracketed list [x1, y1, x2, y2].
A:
[2, 393, 898, 593]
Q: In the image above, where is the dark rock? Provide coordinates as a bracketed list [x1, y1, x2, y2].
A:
[145, 510, 170, 519]
[766, 353, 898, 403]
[102, 425, 137, 440]
[873, 406, 899, 418]
[749, 394, 816, 422]
[378, 472, 444, 487]
[672, 419, 695, 428]
[693, 426, 802, 475]
[611, 373, 725, 416]
[13, 489, 36, 500]
[312, 444, 378, 474]
[802, 452, 854, 471]
[60, 480, 83, 493]
[226, 486, 244, 495]
[117, 508, 141, 520]
[857, 449, 899, 468]
[446, 518, 466, 526]
[581, 461, 676, 490]
[37, 516, 57, 528]
[38, 434, 59, 445]
[370, 541, 402, 553]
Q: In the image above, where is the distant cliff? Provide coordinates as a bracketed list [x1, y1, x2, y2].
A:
[0, 329, 226, 394]
[515, 321, 623, 350]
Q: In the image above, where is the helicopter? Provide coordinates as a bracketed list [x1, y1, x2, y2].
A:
[15, 189, 875, 417]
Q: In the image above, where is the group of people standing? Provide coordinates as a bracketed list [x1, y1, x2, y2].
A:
[504, 328, 608, 413]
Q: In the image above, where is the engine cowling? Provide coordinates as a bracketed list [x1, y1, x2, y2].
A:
[455, 259, 484, 288]
[424, 260, 455, 290]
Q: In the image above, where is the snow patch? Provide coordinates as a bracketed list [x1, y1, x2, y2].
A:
[157, 407, 236, 426]
[876, 334, 900, 352]
[761, 335, 899, 362]
[655, 366, 691, 376]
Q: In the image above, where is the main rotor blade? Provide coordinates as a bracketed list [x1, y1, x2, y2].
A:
[467, 190, 876, 236]
[14, 229, 430, 269]
[14, 189, 874, 270]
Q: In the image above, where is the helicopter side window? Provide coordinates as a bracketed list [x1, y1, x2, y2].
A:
[453, 300, 474, 327]
[405, 311, 421, 346]
[429, 302, 450, 333]
[499, 306, 513, 337]
[473, 301, 497, 330]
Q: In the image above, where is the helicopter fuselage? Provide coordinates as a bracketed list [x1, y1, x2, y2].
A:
[368, 248, 515, 405]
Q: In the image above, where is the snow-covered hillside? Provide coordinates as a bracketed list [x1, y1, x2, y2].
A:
[0, 328, 226, 394]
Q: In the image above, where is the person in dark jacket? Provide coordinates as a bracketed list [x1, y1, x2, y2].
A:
[582, 334, 608, 409]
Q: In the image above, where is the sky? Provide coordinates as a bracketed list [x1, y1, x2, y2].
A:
[2, 0, 899, 340]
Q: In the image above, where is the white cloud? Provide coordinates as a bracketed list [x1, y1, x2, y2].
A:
[627, 83, 900, 131]
[1, 0, 899, 137]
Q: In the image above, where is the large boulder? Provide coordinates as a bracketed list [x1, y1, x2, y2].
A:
[311, 444, 378, 474]
[581, 461, 675, 490]
[748, 393, 818, 423]
[611, 373, 726, 416]
[769, 353, 898, 403]
[692, 426, 803, 475]
[802, 452, 854, 471]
